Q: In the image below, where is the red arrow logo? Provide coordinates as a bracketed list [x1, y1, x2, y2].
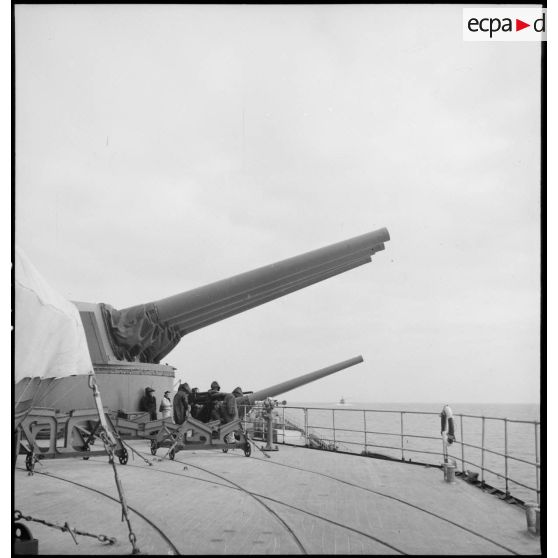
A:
[516, 19, 530, 31]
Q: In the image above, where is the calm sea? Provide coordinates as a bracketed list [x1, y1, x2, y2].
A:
[277, 402, 540, 504]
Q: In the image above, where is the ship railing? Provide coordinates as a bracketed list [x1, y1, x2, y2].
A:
[239, 404, 334, 449]
[275, 406, 540, 506]
[452, 414, 540, 506]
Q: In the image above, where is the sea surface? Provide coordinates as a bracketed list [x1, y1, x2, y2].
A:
[275, 402, 540, 504]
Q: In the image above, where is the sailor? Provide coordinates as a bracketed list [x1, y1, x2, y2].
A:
[205, 381, 237, 424]
[159, 390, 173, 420]
[140, 387, 157, 420]
[232, 387, 251, 420]
[173, 383, 191, 425]
[189, 387, 204, 420]
[208, 381, 223, 421]
[187, 386, 213, 422]
[220, 392, 238, 423]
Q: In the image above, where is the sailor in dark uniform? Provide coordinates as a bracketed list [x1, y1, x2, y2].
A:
[232, 387, 251, 420]
[173, 383, 191, 425]
[140, 387, 157, 420]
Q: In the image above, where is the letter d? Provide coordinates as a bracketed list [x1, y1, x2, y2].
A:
[534, 13, 545, 32]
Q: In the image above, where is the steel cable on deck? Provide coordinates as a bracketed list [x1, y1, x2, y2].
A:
[183, 449, 521, 555]
[104, 447, 522, 556]
[245, 454, 522, 555]
[171, 456, 308, 555]
[103, 450, 406, 554]
[17, 455, 310, 555]
[133, 444, 523, 555]
[112, 441, 527, 556]
[16, 443, 520, 556]
[174, 459, 405, 554]
[14, 466, 181, 555]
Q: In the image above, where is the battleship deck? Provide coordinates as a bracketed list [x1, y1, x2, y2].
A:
[14, 441, 541, 555]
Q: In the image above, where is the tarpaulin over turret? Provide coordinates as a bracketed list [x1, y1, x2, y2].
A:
[99, 302, 181, 363]
[15, 247, 93, 385]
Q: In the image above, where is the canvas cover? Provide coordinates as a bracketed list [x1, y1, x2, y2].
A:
[100, 302, 181, 364]
[15, 246, 93, 383]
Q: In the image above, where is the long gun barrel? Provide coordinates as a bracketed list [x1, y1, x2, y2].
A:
[98, 228, 389, 363]
[248, 355, 364, 403]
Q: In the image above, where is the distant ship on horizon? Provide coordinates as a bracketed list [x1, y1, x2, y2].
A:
[337, 396, 352, 406]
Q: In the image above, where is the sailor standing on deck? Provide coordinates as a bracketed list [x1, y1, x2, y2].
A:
[140, 387, 157, 420]
[160, 390, 173, 420]
[232, 387, 251, 420]
[208, 381, 223, 421]
[173, 383, 191, 425]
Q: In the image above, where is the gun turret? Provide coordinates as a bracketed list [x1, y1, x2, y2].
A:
[84, 228, 389, 363]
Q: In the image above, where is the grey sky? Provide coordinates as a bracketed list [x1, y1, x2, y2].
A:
[15, 4, 541, 403]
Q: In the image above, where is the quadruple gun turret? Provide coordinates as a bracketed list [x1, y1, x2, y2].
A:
[63, 227, 389, 413]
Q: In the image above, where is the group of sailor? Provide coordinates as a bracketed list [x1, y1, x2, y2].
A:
[140, 382, 251, 426]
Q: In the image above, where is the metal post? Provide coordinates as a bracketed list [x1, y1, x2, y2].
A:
[535, 422, 539, 506]
[460, 415, 465, 474]
[363, 410, 367, 454]
[282, 406, 285, 444]
[263, 400, 278, 451]
[504, 418, 509, 496]
[304, 408, 308, 447]
[400, 412, 404, 461]
[481, 417, 485, 485]
[332, 409, 336, 449]
[266, 409, 274, 448]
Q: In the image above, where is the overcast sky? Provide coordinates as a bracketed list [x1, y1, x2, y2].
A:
[14, 4, 541, 404]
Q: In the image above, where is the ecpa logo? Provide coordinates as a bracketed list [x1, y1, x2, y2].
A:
[463, 8, 547, 42]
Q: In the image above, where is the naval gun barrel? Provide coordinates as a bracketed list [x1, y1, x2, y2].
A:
[189, 356, 364, 423]
[154, 228, 389, 334]
[247, 355, 364, 404]
[101, 228, 389, 363]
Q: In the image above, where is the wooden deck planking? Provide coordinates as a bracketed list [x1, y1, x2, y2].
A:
[14, 441, 541, 555]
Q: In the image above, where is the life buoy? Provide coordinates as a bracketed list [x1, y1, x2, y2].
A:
[440, 405, 455, 444]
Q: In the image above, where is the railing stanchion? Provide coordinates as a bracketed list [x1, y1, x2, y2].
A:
[281, 406, 285, 445]
[400, 412, 404, 461]
[332, 409, 336, 450]
[481, 416, 485, 485]
[363, 410, 367, 454]
[460, 415, 465, 474]
[304, 408, 308, 446]
[535, 422, 539, 506]
[504, 418, 509, 496]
